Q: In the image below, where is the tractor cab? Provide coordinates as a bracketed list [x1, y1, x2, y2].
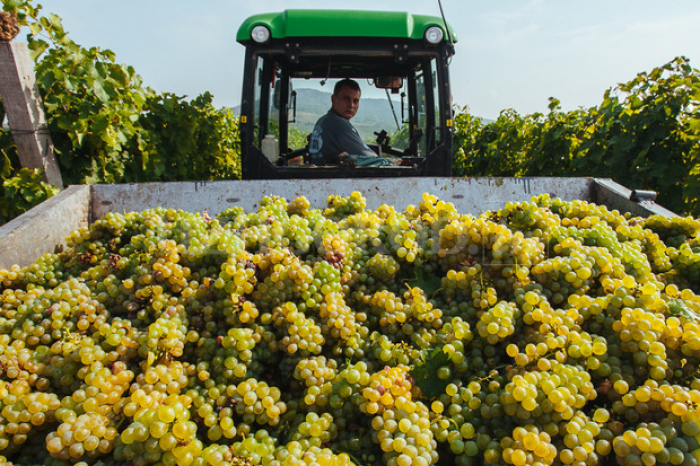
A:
[236, 10, 456, 179]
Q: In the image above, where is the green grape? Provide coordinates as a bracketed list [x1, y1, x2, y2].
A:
[2, 193, 700, 465]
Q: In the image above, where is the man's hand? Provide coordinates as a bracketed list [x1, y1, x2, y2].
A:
[338, 152, 356, 168]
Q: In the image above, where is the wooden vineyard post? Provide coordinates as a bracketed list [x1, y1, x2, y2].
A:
[0, 41, 63, 189]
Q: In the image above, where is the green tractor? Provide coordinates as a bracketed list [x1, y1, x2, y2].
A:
[236, 9, 457, 179]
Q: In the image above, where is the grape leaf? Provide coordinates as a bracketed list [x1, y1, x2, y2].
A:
[407, 268, 441, 297]
[410, 346, 450, 399]
[669, 299, 699, 322]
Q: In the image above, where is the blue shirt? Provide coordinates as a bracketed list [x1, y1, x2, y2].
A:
[308, 109, 377, 165]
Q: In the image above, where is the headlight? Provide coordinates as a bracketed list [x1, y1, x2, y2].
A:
[424, 26, 444, 44]
[251, 25, 271, 43]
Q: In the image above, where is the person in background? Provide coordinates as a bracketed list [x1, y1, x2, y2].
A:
[308, 78, 393, 167]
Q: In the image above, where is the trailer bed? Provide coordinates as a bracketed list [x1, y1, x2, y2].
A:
[0, 177, 677, 269]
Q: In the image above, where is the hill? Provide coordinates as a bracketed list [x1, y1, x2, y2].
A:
[233, 88, 402, 142]
[290, 88, 402, 140]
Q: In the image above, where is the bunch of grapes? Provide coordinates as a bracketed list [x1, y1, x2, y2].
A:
[316, 292, 362, 349]
[328, 361, 371, 413]
[501, 426, 557, 466]
[293, 356, 336, 409]
[495, 200, 561, 233]
[270, 441, 355, 466]
[476, 301, 519, 345]
[670, 242, 700, 292]
[2, 190, 700, 466]
[216, 250, 257, 298]
[324, 191, 366, 219]
[365, 254, 401, 283]
[0, 380, 60, 453]
[271, 302, 324, 356]
[370, 333, 415, 367]
[374, 396, 436, 466]
[227, 378, 286, 428]
[319, 233, 346, 268]
[382, 212, 423, 263]
[642, 215, 700, 248]
[196, 327, 256, 382]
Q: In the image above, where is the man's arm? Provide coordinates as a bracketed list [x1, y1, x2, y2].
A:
[338, 120, 377, 157]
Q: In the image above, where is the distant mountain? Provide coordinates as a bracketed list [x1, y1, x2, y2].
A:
[233, 88, 403, 142]
[232, 89, 495, 140]
[290, 88, 403, 140]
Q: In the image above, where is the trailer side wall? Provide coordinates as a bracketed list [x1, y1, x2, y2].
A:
[0, 177, 675, 270]
[0, 185, 90, 269]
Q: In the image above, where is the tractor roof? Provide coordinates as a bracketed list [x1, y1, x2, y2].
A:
[236, 9, 456, 43]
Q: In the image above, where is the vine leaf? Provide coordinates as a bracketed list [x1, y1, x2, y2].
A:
[669, 299, 699, 322]
[407, 268, 441, 297]
[410, 346, 450, 399]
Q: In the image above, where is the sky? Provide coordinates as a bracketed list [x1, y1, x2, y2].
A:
[27, 0, 700, 120]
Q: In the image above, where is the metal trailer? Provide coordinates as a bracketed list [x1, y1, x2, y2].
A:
[0, 177, 677, 270]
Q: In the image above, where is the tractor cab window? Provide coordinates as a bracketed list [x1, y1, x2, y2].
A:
[287, 77, 410, 155]
[252, 56, 285, 163]
[430, 58, 442, 152]
[243, 51, 449, 175]
[414, 64, 428, 157]
[413, 57, 441, 158]
[252, 56, 266, 149]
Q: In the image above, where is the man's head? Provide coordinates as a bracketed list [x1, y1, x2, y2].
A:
[331, 78, 361, 120]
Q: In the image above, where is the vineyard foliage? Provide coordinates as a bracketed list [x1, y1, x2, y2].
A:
[1, 1, 700, 224]
[452, 57, 700, 217]
[0, 0, 240, 222]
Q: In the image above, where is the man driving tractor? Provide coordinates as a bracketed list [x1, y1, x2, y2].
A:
[308, 78, 393, 167]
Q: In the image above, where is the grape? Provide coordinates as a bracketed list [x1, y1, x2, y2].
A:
[1, 192, 700, 465]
